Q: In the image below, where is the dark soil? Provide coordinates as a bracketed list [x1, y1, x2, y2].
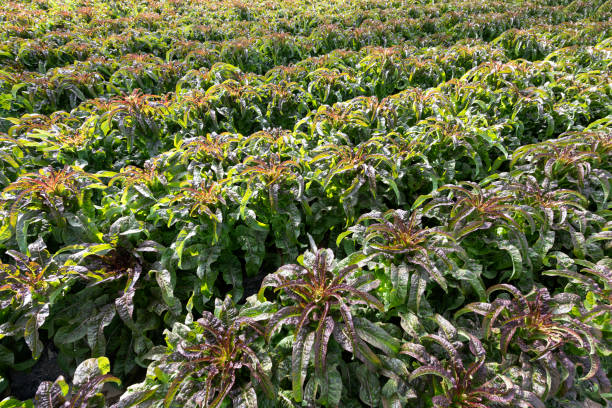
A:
[243, 270, 268, 299]
[8, 343, 65, 400]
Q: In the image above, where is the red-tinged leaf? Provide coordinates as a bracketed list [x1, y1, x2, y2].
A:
[335, 297, 357, 352]
[35, 379, 68, 408]
[421, 334, 460, 365]
[409, 365, 454, 387]
[581, 343, 601, 381]
[292, 329, 315, 402]
[500, 325, 518, 356]
[466, 333, 485, 358]
[400, 342, 431, 365]
[454, 303, 494, 319]
[266, 305, 301, 341]
[515, 389, 545, 408]
[313, 304, 332, 376]
[431, 395, 451, 407]
[164, 366, 195, 408]
[207, 374, 236, 408]
[294, 303, 317, 338]
[331, 263, 359, 286]
[334, 284, 383, 311]
[434, 314, 457, 340]
[486, 283, 523, 299]
[232, 386, 258, 408]
[70, 374, 121, 407]
[115, 287, 135, 327]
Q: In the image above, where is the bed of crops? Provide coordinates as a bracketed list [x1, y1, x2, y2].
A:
[0, 0, 611, 406]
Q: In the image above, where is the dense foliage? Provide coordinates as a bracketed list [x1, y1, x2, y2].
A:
[0, 0, 611, 406]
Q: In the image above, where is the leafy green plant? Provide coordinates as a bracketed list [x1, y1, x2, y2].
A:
[428, 181, 529, 240]
[544, 258, 612, 352]
[116, 297, 272, 408]
[511, 140, 600, 188]
[310, 140, 397, 221]
[2, 166, 103, 220]
[355, 209, 459, 294]
[457, 284, 609, 401]
[29, 230, 170, 379]
[425, 180, 534, 281]
[171, 180, 227, 224]
[259, 247, 389, 402]
[0, 239, 66, 359]
[239, 153, 303, 212]
[34, 356, 120, 408]
[510, 174, 586, 230]
[404, 333, 516, 408]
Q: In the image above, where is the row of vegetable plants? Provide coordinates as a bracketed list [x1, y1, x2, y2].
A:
[2, 0, 607, 75]
[1, 18, 609, 129]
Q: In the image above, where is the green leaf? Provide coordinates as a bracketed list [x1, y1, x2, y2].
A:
[233, 387, 258, 408]
[411, 194, 432, 210]
[317, 365, 342, 406]
[453, 268, 486, 301]
[111, 386, 159, 408]
[532, 229, 555, 260]
[497, 240, 523, 280]
[174, 228, 196, 268]
[381, 378, 415, 408]
[408, 271, 427, 312]
[356, 364, 381, 407]
[409, 365, 453, 386]
[87, 304, 115, 356]
[389, 263, 409, 307]
[15, 215, 33, 255]
[24, 305, 49, 359]
[239, 298, 276, 321]
[335, 230, 353, 247]
[0, 345, 14, 367]
[154, 269, 180, 315]
[354, 317, 400, 355]
[222, 256, 244, 300]
[0, 397, 33, 408]
[73, 357, 109, 386]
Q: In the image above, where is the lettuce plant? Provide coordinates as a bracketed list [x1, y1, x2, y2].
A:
[115, 298, 272, 408]
[0, 239, 66, 359]
[404, 333, 515, 408]
[356, 209, 459, 293]
[259, 247, 387, 402]
[457, 284, 609, 401]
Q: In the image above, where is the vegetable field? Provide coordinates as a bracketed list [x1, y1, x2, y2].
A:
[0, 0, 611, 406]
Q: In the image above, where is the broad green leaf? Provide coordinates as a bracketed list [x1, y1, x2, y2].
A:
[73, 357, 109, 386]
[317, 365, 342, 407]
[389, 263, 409, 307]
[174, 228, 196, 268]
[354, 317, 400, 355]
[356, 364, 381, 407]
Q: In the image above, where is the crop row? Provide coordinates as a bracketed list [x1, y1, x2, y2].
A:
[1, 0, 609, 74]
